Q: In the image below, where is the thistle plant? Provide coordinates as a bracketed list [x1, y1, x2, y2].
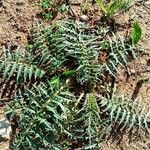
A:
[50, 21, 108, 87]
[99, 95, 150, 134]
[72, 93, 105, 149]
[103, 34, 137, 76]
[1, 20, 149, 150]
[6, 78, 76, 150]
[50, 21, 136, 86]
[0, 47, 45, 83]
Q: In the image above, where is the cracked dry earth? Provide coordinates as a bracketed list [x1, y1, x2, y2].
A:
[0, 0, 150, 150]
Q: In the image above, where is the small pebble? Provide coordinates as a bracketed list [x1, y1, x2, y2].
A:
[80, 15, 89, 22]
[0, 117, 12, 140]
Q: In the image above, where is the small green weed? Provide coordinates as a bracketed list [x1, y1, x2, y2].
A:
[41, 0, 68, 20]
[41, 0, 52, 9]
[96, 0, 133, 17]
[131, 21, 142, 45]
[58, 3, 69, 14]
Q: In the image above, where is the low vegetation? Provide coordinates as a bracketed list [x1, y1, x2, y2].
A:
[96, 0, 133, 17]
[0, 0, 148, 150]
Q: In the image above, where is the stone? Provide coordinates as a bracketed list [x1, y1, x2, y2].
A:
[80, 15, 89, 22]
[0, 117, 12, 140]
